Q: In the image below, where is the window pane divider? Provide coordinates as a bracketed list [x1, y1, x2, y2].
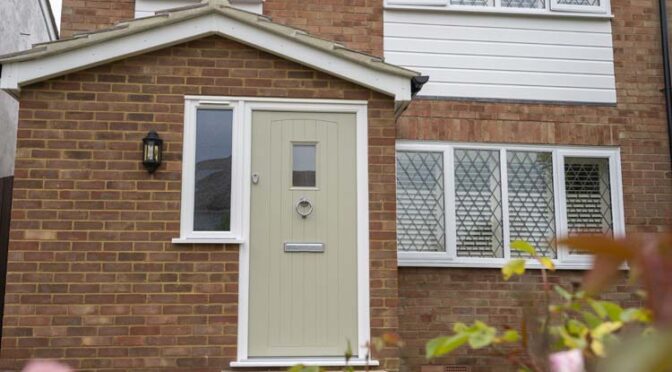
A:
[445, 146, 458, 260]
[554, 150, 569, 262]
[500, 148, 511, 260]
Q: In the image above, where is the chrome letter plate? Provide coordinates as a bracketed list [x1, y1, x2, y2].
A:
[284, 243, 325, 253]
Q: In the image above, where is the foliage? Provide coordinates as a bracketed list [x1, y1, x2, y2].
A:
[426, 236, 672, 372]
[287, 233, 672, 372]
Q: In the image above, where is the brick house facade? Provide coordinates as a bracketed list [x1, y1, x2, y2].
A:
[0, 0, 670, 372]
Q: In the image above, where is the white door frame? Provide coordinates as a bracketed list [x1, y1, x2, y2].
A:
[217, 97, 374, 368]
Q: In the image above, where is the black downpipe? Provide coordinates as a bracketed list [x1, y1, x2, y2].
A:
[659, 0, 672, 165]
[0, 176, 13, 349]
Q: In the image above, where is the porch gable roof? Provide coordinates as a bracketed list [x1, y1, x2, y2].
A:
[0, 0, 422, 112]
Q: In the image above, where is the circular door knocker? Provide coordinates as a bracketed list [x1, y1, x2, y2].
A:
[296, 197, 313, 219]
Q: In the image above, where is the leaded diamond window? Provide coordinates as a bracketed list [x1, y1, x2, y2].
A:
[502, 0, 545, 8]
[451, 0, 493, 6]
[565, 158, 613, 253]
[397, 151, 446, 252]
[395, 144, 623, 268]
[508, 151, 556, 258]
[556, 0, 599, 5]
[454, 149, 504, 258]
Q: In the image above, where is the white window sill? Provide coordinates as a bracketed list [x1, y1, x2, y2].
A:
[398, 253, 597, 270]
[384, 4, 613, 19]
[171, 237, 244, 245]
[230, 358, 380, 368]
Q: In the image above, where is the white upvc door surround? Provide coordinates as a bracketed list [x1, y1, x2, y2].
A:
[180, 97, 373, 368]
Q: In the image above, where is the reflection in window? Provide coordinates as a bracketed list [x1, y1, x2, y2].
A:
[293, 144, 317, 187]
[194, 109, 233, 232]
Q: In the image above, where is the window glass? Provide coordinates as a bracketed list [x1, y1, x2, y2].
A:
[502, 0, 545, 8]
[450, 0, 494, 6]
[396, 151, 446, 252]
[454, 149, 504, 258]
[193, 109, 233, 232]
[394, 145, 622, 267]
[556, 0, 600, 5]
[564, 157, 613, 254]
[507, 151, 556, 258]
[292, 144, 317, 187]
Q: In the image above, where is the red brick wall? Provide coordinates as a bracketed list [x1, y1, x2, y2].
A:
[60, 0, 135, 38]
[264, 0, 384, 57]
[61, 0, 385, 56]
[398, 269, 640, 372]
[395, 0, 672, 369]
[0, 35, 400, 371]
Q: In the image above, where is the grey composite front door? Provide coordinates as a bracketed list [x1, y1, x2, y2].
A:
[248, 111, 359, 358]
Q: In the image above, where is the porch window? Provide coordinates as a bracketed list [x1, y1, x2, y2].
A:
[174, 98, 244, 244]
[396, 142, 624, 268]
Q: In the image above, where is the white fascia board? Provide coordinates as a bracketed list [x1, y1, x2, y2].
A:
[0, 14, 412, 102]
[0, 63, 19, 94]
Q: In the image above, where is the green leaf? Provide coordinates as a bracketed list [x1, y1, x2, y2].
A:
[344, 339, 353, 362]
[452, 322, 468, 333]
[592, 339, 606, 357]
[500, 330, 520, 343]
[591, 321, 623, 339]
[510, 240, 536, 256]
[602, 302, 624, 322]
[555, 326, 587, 349]
[620, 308, 652, 323]
[590, 299, 608, 319]
[554, 285, 573, 301]
[538, 257, 556, 271]
[582, 311, 603, 329]
[426, 334, 469, 359]
[567, 319, 588, 337]
[502, 259, 526, 280]
[288, 365, 322, 372]
[468, 326, 497, 349]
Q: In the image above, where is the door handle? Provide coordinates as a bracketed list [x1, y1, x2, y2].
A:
[252, 173, 260, 185]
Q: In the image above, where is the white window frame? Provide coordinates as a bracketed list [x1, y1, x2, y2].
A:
[173, 98, 246, 244]
[385, 0, 610, 16]
[549, 0, 608, 13]
[396, 141, 625, 270]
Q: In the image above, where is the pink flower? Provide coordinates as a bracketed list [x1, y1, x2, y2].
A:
[549, 349, 585, 372]
[22, 361, 73, 372]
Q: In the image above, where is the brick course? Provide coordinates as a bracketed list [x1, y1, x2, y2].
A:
[60, 0, 135, 38]
[264, 0, 384, 57]
[0, 35, 400, 371]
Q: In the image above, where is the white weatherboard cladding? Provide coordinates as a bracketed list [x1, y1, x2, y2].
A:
[384, 10, 616, 103]
[135, 0, 263, 17]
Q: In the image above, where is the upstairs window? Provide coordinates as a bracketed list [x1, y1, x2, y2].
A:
[396, 142, 624, 268]
[386, 0, 609, 14]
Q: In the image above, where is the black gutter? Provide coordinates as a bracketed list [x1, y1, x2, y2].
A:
[411, 75, 430, 97]
[660, 0, 672, 165]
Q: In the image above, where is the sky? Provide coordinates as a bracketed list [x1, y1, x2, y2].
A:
[48, 0, 62, 31]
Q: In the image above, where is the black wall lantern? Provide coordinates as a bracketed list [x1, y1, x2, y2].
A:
[142, 131, 163, 174]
